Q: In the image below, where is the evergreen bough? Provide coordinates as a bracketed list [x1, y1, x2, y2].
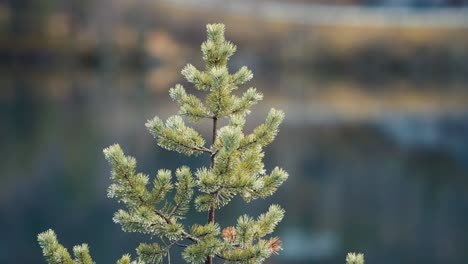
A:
[38, 23, 363, 264]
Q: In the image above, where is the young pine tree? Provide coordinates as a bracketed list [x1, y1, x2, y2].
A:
[38, 23, 288, 264]
[37, 23, 364, 264]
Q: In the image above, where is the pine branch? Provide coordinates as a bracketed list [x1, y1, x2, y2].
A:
[202, 24, 236, 69]
[219, 241, 270, 263]
[169, 167, 196, 218]
[150, 169, 173, 205]
[231, 66, 253, 86]
[119, 172, 197, 242]
[230, 87, 263, 116]
[73, 244, 94, 264]
[136, 240, 185, 264]
[169, 84, 211, 121]
[346, 253, 365, 264]
[243, 167, 289, 201]
[37, 230, 74, 264]
[239, 108, 285, 151]
[104, 145, 199, 244]
[116, 254, 133, 264]
[38, 230, 97, 264]
[254, 204, 285, 238]
[181, 64, 212, 91]
[206, 67, 232, 118]
[145, 116, 211, 156]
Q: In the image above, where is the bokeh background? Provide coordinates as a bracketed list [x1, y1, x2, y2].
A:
[2, 0, 468, 263]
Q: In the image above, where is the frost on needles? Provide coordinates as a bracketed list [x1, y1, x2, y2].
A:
[37, 23, 363, 264]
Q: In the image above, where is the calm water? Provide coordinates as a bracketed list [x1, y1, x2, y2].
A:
[1, 67, 468, 264]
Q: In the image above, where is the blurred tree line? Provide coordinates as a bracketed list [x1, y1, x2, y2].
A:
[1, 0, 467, 79]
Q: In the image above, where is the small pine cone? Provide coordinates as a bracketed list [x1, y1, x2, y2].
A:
[267, 237, 283, 254]
[221, 226, 237, 242]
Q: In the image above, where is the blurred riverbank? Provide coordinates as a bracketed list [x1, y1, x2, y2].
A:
[2, 1, 468, 80]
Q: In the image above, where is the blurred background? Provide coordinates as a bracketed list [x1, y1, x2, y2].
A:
[1, 0, 468, 263]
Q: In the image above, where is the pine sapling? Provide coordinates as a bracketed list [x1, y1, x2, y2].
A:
[38, 23, 287, 264]
[37, 23, 364, 264]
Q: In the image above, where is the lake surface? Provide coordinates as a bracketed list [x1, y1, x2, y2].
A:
[1, 64, 468, 264]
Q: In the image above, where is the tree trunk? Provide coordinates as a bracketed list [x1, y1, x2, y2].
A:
[206, 117, 217, 264]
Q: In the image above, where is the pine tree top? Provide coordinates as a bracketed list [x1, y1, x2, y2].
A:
[39, 23, 288, 264]
[37, 23, 363, 264]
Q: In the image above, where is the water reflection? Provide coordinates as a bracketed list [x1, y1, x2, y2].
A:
[1, 68, 468, 264]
